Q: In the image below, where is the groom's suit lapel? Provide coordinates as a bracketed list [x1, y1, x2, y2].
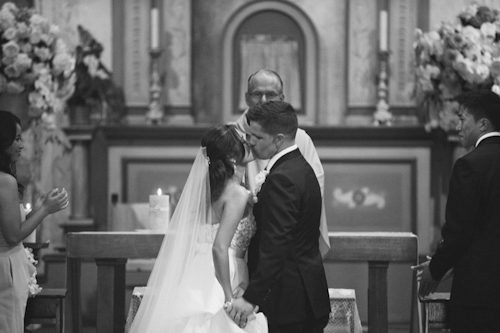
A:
[254, 148, 301, 217]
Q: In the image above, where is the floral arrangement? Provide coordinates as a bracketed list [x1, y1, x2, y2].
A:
[67, 25, 124, 124]
[0, 2, 75, 130]
[25, 247, 42, 297]
[414, 3, 500, 131]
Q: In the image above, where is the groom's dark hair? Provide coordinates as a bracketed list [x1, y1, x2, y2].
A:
[246, 100, 298, 138]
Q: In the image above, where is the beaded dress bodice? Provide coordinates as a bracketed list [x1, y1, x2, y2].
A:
[209, 214, 256, 252]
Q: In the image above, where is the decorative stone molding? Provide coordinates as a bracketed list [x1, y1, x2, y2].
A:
[222, 1, 318, 125]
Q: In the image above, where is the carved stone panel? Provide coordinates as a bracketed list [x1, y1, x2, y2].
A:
[348, 0, 378, 107]
[163, 0, 191, 107]
[123, 0, 150, 106]
[388, 0, 417, 107]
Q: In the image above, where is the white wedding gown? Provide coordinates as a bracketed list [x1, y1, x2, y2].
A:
[129, 213, 268, 333]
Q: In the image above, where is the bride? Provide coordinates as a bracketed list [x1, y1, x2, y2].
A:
[129, 124, 268, 332]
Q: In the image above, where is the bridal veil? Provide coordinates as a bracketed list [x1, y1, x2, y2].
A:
[129, 147, 216, 332]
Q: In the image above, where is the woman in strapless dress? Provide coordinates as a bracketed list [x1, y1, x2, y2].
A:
[0, 111, 69, 332]
[129, 124, 267, 333]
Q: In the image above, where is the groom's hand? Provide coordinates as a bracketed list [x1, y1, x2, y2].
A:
[411, 260, 440, 296]
[226, 297, 255, 328]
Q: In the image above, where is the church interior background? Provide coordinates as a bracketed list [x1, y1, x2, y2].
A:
[2, 0, 500, 331]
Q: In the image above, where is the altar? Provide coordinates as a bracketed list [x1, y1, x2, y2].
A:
[91, 125, 442, 255]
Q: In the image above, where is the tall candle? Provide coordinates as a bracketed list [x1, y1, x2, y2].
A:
[149, 188, 170, 232]
[151, 7, 160, 49]
[379, 10, 388, 52]
[23, 203, 36, 243]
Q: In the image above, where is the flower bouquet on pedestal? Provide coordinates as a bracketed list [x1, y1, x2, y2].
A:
[67, 25, 124, 125]
[414, 3, 500, 132]
[0, 2, 76, 129]
[0, 1, 75, 183]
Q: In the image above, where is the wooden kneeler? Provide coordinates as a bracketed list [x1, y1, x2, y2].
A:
[25, 288, 67, 333]
[418, 292, 450, 333]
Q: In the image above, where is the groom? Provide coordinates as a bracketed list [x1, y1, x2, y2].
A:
[227, 101, 330, 333]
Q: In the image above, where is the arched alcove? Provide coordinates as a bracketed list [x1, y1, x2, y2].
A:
[222, 1, 318, 125]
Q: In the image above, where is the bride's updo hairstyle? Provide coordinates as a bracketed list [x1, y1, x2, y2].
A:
[201, 124, 245, 202]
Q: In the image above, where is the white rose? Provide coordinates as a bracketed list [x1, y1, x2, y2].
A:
[462, 26, 481, 44]
[254, 170, 270, 195]
[481, 22, 496, 40]
[2, 26, 16, 40]
[492, 84, 500, 96]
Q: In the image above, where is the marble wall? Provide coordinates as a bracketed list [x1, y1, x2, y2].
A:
[34, 0, 500, 125]
[35, 0, 113, 69]
[192, 0, 347, 125]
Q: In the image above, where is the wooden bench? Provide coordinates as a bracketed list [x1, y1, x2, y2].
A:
[25, 288, 67, 333]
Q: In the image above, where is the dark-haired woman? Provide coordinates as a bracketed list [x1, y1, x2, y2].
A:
[0, 110, 69, 332]
[129, 124, 267, 332]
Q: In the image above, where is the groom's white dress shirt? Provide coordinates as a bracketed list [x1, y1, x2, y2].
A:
[265, 144, 298, 171]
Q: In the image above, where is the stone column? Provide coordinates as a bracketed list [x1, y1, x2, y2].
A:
[62, 127, 95, 237]
[71, 139, 90, 219]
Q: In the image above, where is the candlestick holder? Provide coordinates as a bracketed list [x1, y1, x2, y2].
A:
[373, 51, 393, 126]
[145, 48, 164, 125]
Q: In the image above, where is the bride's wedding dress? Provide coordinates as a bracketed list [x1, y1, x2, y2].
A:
[172, 215, 267, 333]
[130, 214, 267, 333]
[129, 148, 267, 333]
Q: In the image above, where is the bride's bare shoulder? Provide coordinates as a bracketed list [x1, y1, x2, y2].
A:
[221, 182, 251, 203]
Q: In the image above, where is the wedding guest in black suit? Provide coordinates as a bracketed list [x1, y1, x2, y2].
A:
[226, 101, 330, 333]
[412, 89, 500, 332]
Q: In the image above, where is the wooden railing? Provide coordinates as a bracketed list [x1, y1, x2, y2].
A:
[65, 231, 418, 333]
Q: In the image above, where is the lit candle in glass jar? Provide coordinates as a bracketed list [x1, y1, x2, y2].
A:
[149, 188, 170, 232]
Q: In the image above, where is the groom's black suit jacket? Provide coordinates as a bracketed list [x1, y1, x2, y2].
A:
[243, 148, 330, 327]
[430, 136, 500, 309]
